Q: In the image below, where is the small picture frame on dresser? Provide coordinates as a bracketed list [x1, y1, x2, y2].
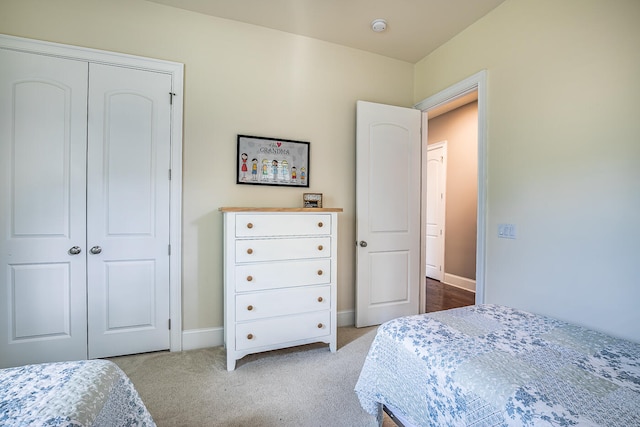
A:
[303, 193, 323, 208]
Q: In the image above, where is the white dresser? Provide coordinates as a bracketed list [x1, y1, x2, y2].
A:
[220, 207, 342, 371]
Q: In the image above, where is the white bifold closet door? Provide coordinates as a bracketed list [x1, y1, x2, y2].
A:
[0, 49, 89, 367]
[0, 48, 171, 368]
[86, 63, 171, 359]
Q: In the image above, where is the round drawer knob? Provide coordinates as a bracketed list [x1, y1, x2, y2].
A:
[318, 222, 323, 228]
[317, 323, 323, 329]
[246, 275, 253, 282]
[317, 245, 323, 251]
[247, 223, 253, 229]
[317, 270, 323, 276]
[247, 248, 253, 254]
[247, 305, 253, 311]
[247, 333, 254, 340]
[317, 296, 323, 302]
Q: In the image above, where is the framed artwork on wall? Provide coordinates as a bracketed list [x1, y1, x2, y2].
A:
[236, 135, 310, 187]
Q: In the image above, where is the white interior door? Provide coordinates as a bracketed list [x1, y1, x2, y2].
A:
[0, 49, 89, 368]
[87, 64, 171, 358]
[355, 101, 422, 327]
[426, 142, 447, 280]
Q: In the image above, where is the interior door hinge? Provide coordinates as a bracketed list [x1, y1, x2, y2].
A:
[169, 92, 176, 104]
[168, 319, 171, 330]
[169, 169, 172, 180]
[168, 244, 171, 255]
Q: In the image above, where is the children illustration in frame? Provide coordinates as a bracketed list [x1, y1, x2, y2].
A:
[236, 135, 310, 187]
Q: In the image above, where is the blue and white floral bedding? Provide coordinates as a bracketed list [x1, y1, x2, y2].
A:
[355, 304, 640, 426]
[0, 359, 155, 426]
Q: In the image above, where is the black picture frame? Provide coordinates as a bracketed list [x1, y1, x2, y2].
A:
[236, 135, 310, 187]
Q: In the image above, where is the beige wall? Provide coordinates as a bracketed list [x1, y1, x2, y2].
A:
[428, 102, 478, 281]
[3, 0, 639, 344]
[0, 0, 414, 332]
[415, 0, 640, 342]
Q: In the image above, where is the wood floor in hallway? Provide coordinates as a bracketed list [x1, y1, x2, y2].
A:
[426, 277, 475, 313]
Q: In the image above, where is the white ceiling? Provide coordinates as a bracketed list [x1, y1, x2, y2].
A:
[145, 0, 506, 63]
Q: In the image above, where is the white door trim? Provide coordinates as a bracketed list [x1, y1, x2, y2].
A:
[0, 33, 184, 352]
[415, 70, 487, 309]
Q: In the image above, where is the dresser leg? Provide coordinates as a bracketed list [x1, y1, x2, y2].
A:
[227, 357, 236, 371]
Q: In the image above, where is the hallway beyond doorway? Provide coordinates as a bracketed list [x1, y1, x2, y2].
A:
[426, 277, 475, 312]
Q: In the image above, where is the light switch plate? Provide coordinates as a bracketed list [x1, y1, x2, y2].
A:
[498, 223, 516, 239]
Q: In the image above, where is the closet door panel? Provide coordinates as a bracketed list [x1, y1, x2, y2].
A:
[0, 48, 88, 368]
[87, 63, 171, 359]
[13, 81, 70, 235]
[105, 93, 154, 235]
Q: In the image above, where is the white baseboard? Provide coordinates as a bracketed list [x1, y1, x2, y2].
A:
[181, 327, 223, 350]
[443, 273, 476, 293]
[337, 309, 355, 327]
[180, 309, 357, 351]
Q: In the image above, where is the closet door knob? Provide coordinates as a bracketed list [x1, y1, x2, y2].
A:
[68, 246, 81, 255]
[90, 246, 102, 254]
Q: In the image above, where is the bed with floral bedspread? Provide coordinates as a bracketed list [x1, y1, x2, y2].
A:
[0, 359, 155, 426]
[355, 304, 640, 427]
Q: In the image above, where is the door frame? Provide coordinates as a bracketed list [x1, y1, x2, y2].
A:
[0, 34, 184, 352]
[415, 70, 487, 312]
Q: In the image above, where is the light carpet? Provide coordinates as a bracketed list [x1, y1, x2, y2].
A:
[110, 326, 390, 427]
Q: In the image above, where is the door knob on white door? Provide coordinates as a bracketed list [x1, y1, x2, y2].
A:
[68, 246, 82, 255]
[359, 241, 368, 247]
[90, 246, 102, 254]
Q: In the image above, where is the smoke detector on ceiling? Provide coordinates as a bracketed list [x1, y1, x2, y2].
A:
[371, 19, 387, 32]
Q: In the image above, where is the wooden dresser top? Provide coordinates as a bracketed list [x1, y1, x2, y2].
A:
[219, 207, 343, 213]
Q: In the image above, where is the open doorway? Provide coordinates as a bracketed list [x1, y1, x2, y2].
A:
[425, 96, 477, 311]
[416, 71, 487, 313]
[429, 95, 478, 285]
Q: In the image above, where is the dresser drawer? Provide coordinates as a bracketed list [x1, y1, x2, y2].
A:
[235, 311, 331, 351]
[235, 214, 331, 237]
[235, 237, 331, 263]
[235, 259, 330, 292]
[236, 285, 330, 321]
